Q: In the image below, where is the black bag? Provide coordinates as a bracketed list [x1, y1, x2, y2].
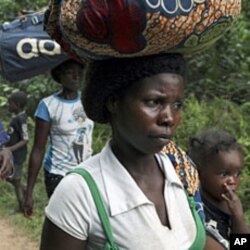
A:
[0, 11, 69, 82]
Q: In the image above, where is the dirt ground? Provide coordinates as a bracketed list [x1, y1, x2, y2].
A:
[0, 217, 39, 250]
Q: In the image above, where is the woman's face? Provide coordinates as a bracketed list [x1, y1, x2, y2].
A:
[199, 149, 243, 202]
[60, 62, 84, 92]
[110, 73, 184, 154]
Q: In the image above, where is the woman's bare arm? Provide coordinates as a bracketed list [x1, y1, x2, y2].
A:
[40, 217, 86, 250]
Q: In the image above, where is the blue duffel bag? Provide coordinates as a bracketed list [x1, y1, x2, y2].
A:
[0, 11, 69, 82]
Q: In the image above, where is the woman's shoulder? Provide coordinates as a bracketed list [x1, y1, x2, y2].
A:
[73, 153, 103, 181]
[37, 93, 58, 109]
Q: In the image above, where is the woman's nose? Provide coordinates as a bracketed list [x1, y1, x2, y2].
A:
[160, 106, 174, 124]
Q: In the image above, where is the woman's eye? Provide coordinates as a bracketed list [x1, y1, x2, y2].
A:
[172, 101, 183, 110]
[145, 99, 159, 107]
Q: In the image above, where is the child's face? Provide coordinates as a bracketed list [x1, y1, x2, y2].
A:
[199, 149, 243, 202]
[8, 99, 19, 113]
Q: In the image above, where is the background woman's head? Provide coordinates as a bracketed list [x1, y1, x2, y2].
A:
[51, 59, 85, 91]
[82, 53, 186, 124]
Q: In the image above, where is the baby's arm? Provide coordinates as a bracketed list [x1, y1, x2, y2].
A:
[222, 183, 250, 234]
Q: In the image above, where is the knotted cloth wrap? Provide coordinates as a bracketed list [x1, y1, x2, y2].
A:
[44, 0, 241, 60]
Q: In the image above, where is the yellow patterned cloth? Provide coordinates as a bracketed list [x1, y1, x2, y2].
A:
[162, 140, 199, 196]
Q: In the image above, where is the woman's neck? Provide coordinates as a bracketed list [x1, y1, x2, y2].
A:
[110, 139, 159, 176]
[58, 90, 78, 100]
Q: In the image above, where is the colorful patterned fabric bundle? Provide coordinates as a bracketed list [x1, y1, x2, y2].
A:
[44, 0, 241, 60]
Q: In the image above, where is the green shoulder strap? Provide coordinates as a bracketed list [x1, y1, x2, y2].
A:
[68, 168, 120, 250]
[186, 194, 206, 250]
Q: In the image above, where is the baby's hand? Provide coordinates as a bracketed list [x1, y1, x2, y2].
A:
[222, 183, 250, 234]
[221, 183, 244, 218]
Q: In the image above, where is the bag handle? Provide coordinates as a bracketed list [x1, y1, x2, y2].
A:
[186, 193, 206, 250]
[68, 168, 119, 250]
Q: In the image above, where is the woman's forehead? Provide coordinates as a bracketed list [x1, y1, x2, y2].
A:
[136, 73, 184, 88]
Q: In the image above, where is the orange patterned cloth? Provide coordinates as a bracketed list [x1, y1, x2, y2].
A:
[44, 0, 241, 60]
[162, 140, 199, 196]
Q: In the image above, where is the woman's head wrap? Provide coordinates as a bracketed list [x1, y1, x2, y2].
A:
[83, 53, 186, 123]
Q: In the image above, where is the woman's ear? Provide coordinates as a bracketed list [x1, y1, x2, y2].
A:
[106, 94, 119, 114]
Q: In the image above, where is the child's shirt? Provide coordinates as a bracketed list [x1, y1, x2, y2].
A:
[202, 194, 231, 249]
[7, 111, 29, 164]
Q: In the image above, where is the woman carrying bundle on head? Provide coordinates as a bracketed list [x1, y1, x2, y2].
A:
[40, 53, 209, 250]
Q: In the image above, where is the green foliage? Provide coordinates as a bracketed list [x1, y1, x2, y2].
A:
[186, 2, 250, 104]
[175, 97, 250, 154]
[0, 0, 47, 23]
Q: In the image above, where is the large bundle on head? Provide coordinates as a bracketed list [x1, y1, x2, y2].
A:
[44, 0, 241, 60]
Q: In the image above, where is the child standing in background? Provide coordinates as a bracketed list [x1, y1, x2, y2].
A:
[6, 91, 29, 212]
[188, 129, 250, 249]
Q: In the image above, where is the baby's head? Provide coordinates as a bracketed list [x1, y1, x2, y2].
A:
[188, 129, 244, 201]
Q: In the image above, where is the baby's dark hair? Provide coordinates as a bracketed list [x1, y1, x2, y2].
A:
[9, 91, 27, 109]
[188, 129, 243, 169]
[83, 53, 186, 123]
[51, 59, 85, 83]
